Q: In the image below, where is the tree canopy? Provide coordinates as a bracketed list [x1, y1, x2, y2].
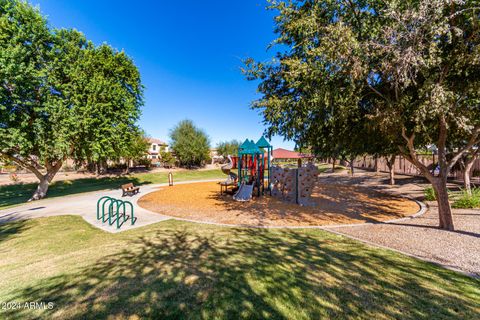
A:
[245, 0, 480, 230]
[0, 0, 144, 199]
[216, 140, 241, 157]
[169, 120, 210, 167]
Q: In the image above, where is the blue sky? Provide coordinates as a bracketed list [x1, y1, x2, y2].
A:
[30, 0, 295, 150]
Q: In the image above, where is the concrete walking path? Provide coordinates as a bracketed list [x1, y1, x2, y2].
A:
[0, 179, 222, 233]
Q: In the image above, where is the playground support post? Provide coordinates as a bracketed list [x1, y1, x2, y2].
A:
[256, 154, 260, 197]
[237, 155, 241, 187]
[268, 146, 271, 194]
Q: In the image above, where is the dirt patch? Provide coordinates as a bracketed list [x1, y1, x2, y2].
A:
[138, 181, 419, 227]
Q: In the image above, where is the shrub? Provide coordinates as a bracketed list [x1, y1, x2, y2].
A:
[452, 188, 480, 209]
[3, 165, 17, 172]
[137, 158, 151, 169]
[424, 187, 436, 201]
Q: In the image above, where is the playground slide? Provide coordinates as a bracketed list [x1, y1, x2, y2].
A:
[233, 183, 254, 202]
[221, 155, 237, 184]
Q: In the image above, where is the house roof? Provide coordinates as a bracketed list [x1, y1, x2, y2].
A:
[147, 138, 167, 145]
[272, 148, 313, 159]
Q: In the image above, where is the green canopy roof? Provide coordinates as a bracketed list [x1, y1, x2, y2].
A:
[239, 139, 262, 155]
[256, 136, 271, 148]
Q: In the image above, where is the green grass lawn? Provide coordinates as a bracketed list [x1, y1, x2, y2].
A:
[0, 169, 225, 209]
[0, 216, 478, 319]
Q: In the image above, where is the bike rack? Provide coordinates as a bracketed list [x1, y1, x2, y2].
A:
[96, 197, 136, 229]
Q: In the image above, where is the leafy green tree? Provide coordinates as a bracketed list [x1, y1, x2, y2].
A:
[0, 0, 143, 200]
[245, 0, 480, 230]
[160, 151, 175, 167]
[121, 130, 150, 173]
[216, 140, 241, 157]
[169, 120, 210, 167]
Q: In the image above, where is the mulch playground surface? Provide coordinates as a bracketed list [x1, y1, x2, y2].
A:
[138, 181, 419, 227]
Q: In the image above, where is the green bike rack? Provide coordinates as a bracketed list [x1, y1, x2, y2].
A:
[97, 196, 115, 222]
[97, 196, 112, 220]
[108, 199, 123, 226]
[97, 196, 135, 229]
[102, 198, 116, 223]
[123, 201, 135, 226]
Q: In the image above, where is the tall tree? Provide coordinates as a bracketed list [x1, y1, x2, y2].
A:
[170, 120, 210, 167]
[245, 0, 480, 230]
[0, 0, 143, 200]
[216, 140, 241, 157]
[120, 130, 150, 174]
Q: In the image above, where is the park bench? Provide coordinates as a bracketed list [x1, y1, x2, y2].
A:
[121, 183, 140, 197]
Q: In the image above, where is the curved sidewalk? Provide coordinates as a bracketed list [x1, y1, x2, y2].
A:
[0, 179, 222, 233]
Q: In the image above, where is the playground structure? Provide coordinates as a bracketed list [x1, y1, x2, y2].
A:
[271, 162, 320, 206]
[218, 136, 319, 205]
[96, 196, 136, 229]
[233, 136, 273, 201]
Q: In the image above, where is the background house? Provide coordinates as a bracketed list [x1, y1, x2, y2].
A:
[147, 138, 169, 163]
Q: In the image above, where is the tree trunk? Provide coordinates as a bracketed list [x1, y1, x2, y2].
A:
[430, 178, 454, 231]
[125, 158, 130, 174]
[374, 156, 379, 173]
[332, 158, 336, 171]
[30, 175, 51, 201]
[388, 164, 395, 185]
[463, 155, 477, 196]
[87, 160, 96, 173]
[463, 167, 472, 196]
[349, 157, 355, 176]
[96, 160, 107, 175]
[385, 155, 396, 185]
[401, 125, 455, 230]
[29, 162, 62, 201]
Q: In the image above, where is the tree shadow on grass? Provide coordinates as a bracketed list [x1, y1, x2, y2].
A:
[3, 227, 479, 319]
[0, 177, 153, 209]
[0, 219, 29, 244]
